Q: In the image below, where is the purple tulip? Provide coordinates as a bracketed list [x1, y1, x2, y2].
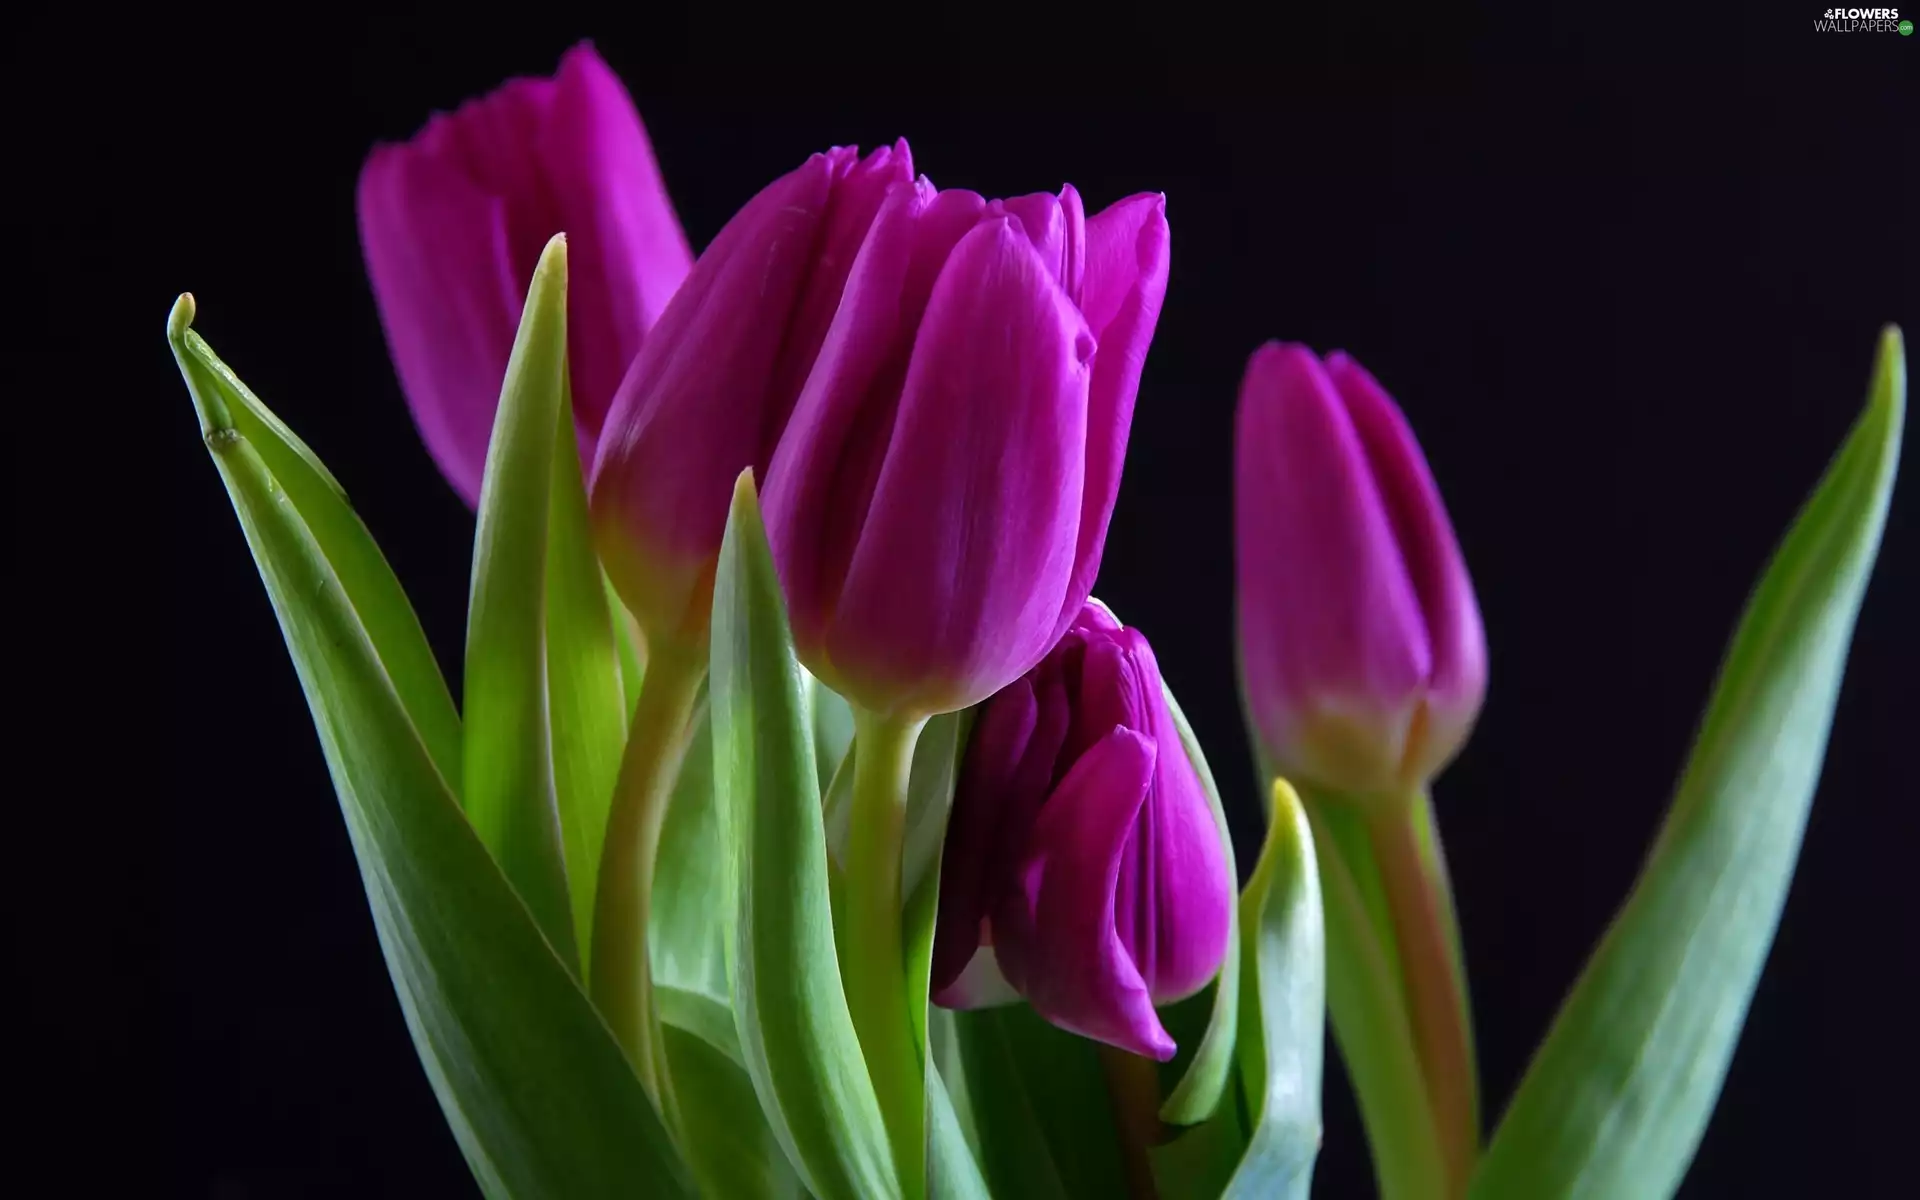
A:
[762, 178, 1171, 718]
[589, 142, 913, 648]
[356, 42, 693, 508]
[929, 604, 1232, 1061]
[1235, 344, 1487, 798]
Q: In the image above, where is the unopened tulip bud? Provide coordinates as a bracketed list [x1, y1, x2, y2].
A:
[589, 142, 913, 650]
[357, 42, 692, 506]
[1234, 344, 1487, 799]
[930, 604, 1233, 1062]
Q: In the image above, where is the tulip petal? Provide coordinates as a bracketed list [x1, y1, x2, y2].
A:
[993, 727, 1175, 1061]
[931, 679, 1039, 992]
[358, 142, 527, 507]
[990, 189, 1084, 298]
[765, 142, 916, 438]
[1235, 343, 1431, 792]
[542, 43, 694, 441]
[589, 153, 839, 634]
[825, 218, 1094, 715]
[1326, 353, 1488, 776]
[763, 183, 987, 653]
[1063, 195, 1170, 630]
[1123, 636, 1234, 1002]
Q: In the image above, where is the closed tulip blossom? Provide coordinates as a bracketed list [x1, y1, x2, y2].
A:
[930, 604, 1233, 1061]
[763, 178, 1171, 719]
[591, 141, 913, 650]
[357, 42, 693, 506]
[1235, 342, 1487, 799]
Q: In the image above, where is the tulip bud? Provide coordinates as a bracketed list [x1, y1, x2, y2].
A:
[763, 181, 1171, 718]
[357, 42, 693, 506]
[929, 605, 1233, 1062]
[588, 142, 913, 650]
[1234, 344, 1487, 799]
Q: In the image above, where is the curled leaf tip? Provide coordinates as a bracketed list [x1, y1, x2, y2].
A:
[168, 292, 197, 342]
[730, 466, 760, 506]
[1270, 775, 1304, 823]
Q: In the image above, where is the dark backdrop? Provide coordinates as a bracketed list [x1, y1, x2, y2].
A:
[147, 12, 1916, 1198]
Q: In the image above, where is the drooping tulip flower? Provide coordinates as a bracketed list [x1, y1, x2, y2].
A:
[1235, 344, 1487, 799]
[930, 604, 1233, 1061]
[762, 180, 1171, 718]
[589, 142, 913, 650]
[357, 41, 693, 507]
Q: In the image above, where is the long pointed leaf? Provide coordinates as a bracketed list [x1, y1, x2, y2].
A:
[172, 298, 688, 1197]
[1470, 327, 1906, 1200]
[544, 358, 629, 972]
[462, 235, 577, 967]
[710, 471, 900, 1200]
[170, 298, 461, 790]
[1224, 779, 1326, 1199]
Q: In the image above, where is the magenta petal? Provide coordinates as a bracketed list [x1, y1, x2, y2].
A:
[1326, 353, 1488, 773]
[1235, 343, 1431, 789]
[1120, 636, 1234, 1002]
[992, 728, 1175, 1061]
[763, 182, 986, 653]
[763, 141, 916, 446]
[931, 679, 1039, 994]
[824, 219, 1094, 715]
[1061, 195, 1170, 633]
[589, 153, 838, 634]
[357, 144, 526, 507]
[541, 43, 693, 441]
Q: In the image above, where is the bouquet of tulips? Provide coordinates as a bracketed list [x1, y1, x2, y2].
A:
[172, 44, 1905, 1200]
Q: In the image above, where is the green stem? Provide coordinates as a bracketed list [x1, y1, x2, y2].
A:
[1306, 803, 1447, 1200]
[1367, 798, 1479, 1197]
[1098, 1044, 1165, 1200]
[843, 707, 928, 1196]
[588, 640, 705, 1100]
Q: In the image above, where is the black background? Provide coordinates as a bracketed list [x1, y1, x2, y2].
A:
[125, 9, 1917, 1198]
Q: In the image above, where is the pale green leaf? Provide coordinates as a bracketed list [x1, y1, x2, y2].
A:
[664, 1023, 806, 1200]
[1223, 779, 1325, 1199]
[543, 337, 629, 974]
[171, 297, 688, 1197]
[1470, 329, 1905, 1199]
[710, 471, 900, 1200]
[170, 299, 461, 791]
[650, 701, 729, 1003]
[461, 236, 577, 968]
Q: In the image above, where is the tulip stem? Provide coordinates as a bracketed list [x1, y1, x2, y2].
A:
[589, 640, 705, 1104]
[1367, 797, 1479, 1198]
[844, 706, 929, 1195]
[1098, 1044, 1165, 1200]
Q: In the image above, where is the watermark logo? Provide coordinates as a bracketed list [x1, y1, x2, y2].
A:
[1814, 6, 1912, 30]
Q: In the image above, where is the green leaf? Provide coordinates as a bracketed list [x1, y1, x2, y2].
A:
[1224, 778, 1325, 1199]
[461, 235, 578, 969]
[811, 670, 856, 795]
[952, 1004, 1130, 1199]
[896, 714, 993, 1196]
[664, 1021, 807, 1200]
[1157, 682, 1243, 1126]
[1470, 327, 1906, 1200]
[543, 329, 630, 975]
[651, 701, 729, 1003]
[1294, 789, 1443, 1200]
[709, 471, 900, 1200]
[171, 297, 689, 1198]
[1150, 1099, 1248, 1200]
[169, 299, 461, 791]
